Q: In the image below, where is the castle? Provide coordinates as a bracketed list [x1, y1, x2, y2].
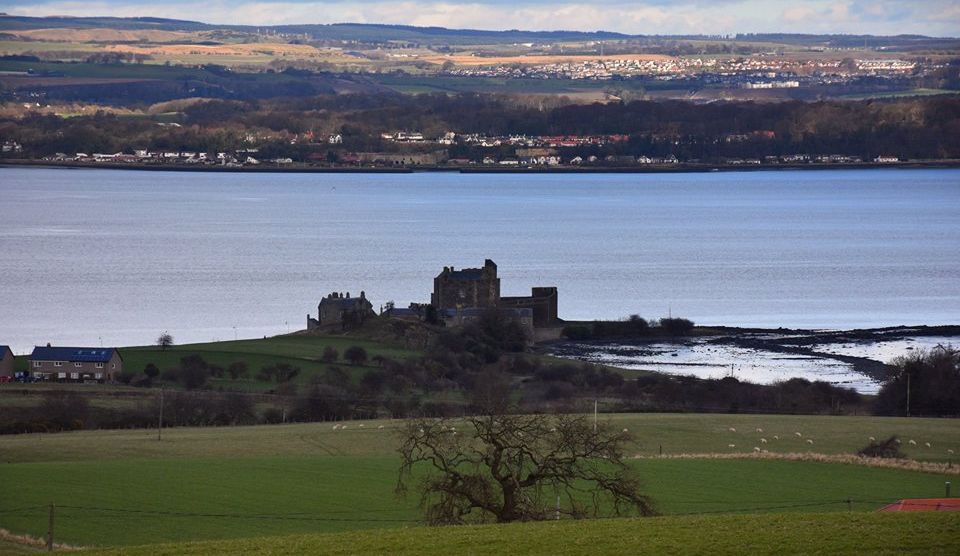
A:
[307, 291, 374, 330]
[431, 259, 558, 328]
[308, 260, 559, 337]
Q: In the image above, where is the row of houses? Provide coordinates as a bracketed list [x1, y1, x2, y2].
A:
[0, 344, 122, 383]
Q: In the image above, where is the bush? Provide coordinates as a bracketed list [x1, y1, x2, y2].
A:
[321, 346, 339, 363]
[226, 361, 248, 380]
[563, 325, 593, 340]
[344, 346, 368, 366]
[659, 317, 695, 336]
[857, 436, 905, 459]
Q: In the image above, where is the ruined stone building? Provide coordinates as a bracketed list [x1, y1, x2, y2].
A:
[307, 291, 374, 330]
[431, 259, 558, 328]
[431, 259, 501, 310]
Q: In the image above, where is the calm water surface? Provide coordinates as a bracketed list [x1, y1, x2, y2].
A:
[1, 167, 958, 353]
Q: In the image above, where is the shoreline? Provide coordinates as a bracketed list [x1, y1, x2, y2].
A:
[3, 159, 960, 174]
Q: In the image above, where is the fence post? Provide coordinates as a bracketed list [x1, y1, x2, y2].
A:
[846, 498, 852, 512]
[947, 482, 952, 498]
[47, 502, 55, 552]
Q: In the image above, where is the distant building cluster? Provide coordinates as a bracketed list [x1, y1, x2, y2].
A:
[441, 56, 919, 84]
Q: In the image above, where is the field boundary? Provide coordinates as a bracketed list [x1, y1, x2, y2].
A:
[639, 452, 960, 475]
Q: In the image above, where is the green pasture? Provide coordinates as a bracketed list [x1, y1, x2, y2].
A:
[83, 513, 960, 556]
[120, 334, 418, 390]
[2, 414, 957, 464]
[0, 415, 957, 548]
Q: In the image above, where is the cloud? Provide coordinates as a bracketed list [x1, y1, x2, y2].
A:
[2, 0, 958, 36]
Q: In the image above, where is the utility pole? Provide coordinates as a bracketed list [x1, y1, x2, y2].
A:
[158, 388, 164, 441]
[906, 373, 911, 417]
[47, 503, 54, 552]
[593, 400, 598, 432]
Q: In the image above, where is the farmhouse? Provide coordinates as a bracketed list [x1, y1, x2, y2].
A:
[0, 345, 14, 378]
[308, 291, 375, 330]
[28, 345, 122, 382]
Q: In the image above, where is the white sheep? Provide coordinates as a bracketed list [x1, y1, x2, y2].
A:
[924, 442, 931, 448]
[806, 439, 814, 445]
[728, 444, 736, 449]
[773, 435, 779, 440]
[359, 423, 365, 428]
[377, 425, 384, 429]
[332, 424, 340, 430]
[895, 439, 902, 444]
[948, 449, 955, 455]
[756, 428, 763, 433]
[728, 427, 737, 432]
[622, 428, 629, 433]
[868, 436, 875, 442]
[795, 432, 802, 437]
[760, 438, 767, 444]
[908, 439, 917, 445]
[341, 425, 347, 430]
[753, 447, 761, 452]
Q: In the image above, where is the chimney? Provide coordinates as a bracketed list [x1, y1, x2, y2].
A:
[346, 292, 350, 298]
[360, 291, 366, 299]
[47, 342, 52, 347]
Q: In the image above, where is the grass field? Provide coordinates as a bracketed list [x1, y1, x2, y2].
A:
[0, 414, 957, 548]
[82, 513, 960, 555]
[6, 333, 419, 394]
[122, 333, 418, 390]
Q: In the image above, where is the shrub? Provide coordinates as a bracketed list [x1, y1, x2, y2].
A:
[321, 346, 339, 363]
[344, 346, 369, 366]
[858, 436, 905, 459]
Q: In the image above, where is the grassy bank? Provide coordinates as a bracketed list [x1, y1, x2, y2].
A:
[84, 513, 960, 555]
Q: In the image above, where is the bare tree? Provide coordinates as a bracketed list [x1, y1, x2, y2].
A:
[157, 332, 174, 350]
[397, 411, 655, 525]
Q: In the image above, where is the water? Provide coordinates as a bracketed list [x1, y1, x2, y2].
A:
[552, 339, 879, 392]
[1, 167, 959, 354]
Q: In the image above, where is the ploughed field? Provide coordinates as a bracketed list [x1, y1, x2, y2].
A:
[0, 414, 958, 549]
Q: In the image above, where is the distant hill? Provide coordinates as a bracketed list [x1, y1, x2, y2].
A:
[0, 15, 954, 46]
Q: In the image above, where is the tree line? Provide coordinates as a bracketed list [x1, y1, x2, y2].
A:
[2, 94, 959, 161]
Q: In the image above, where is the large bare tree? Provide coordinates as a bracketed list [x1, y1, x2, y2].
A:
[397, 411, 655, 524]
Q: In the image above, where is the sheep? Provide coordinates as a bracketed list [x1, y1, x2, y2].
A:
[341, 425, 347, 430]
[948, 449, 955, 455]
[377, 425, 384, 430]
[332, 424, 340, 430]
[359, 424, 365, 428]
[760, 438, 767, 444]
[806, 439, 814, 445]
[795, 432, 803, 437]
[622, 428, 629, 433]
[895, 439, 902, 444]
[924, 442, 931, 448]
[868, 436, 876, 442]
[418, 428, 425, 434]
[908, 439, 917, 445]
[753, 447, 761, 452]
[728, 444, 736, 449]
[728, 427, 737, 432]
[773, 435, 779, 440]
[756, 428, 763, 433]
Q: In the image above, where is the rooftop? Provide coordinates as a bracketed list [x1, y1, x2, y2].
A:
[30, 346, 119, 363]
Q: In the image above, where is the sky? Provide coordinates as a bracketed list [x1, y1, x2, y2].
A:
[2, 0, 958, 37]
